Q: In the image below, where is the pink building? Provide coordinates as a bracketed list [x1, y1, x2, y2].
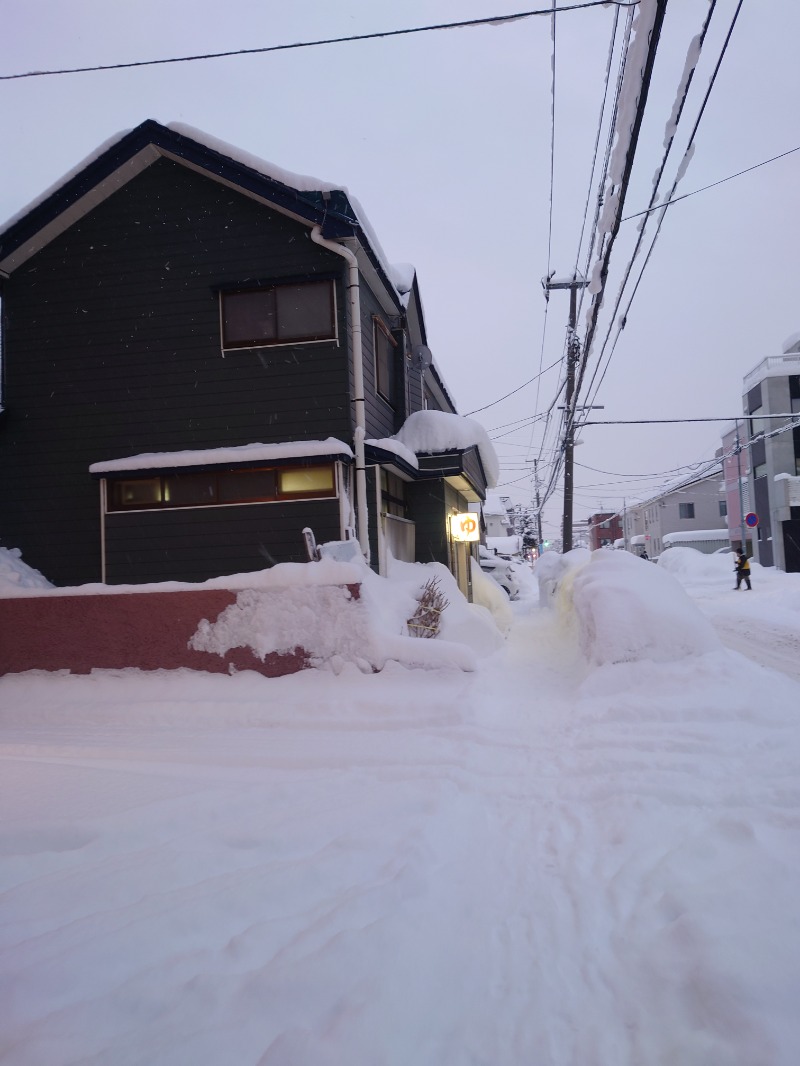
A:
[721, 425, 750, 552]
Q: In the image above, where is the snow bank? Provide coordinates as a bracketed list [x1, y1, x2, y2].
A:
[469, 559, 513, 634]
[658, 546, 734, 586]
[0, 547, 53, 592]
[568, 548, 721, 666]
[188, 554, 503, 675]
[534, 548, 591, 607]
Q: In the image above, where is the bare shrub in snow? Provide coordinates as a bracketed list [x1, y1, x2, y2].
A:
[407, 578, 449, 638]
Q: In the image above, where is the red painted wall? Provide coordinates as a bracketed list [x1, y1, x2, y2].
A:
[0, 585, 359, 677]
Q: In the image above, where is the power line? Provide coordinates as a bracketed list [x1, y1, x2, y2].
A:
[622, 144, 800, 221]
[463, 357, 562, 416]
[0, 2, 641, 81]
[572, 0, 668, 417]
[582, 0, 746, 411]
[582, 0, 718, 404]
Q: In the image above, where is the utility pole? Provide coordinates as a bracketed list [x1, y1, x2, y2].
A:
[532, 459, 543, 550]
[543, 273, 588, 553]
[735, 419, 747, 553]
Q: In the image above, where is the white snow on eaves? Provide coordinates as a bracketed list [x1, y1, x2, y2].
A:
[89, 438, 353, 474]
[168, 122, 346, 194]
[395, 411, 500, 488]
[365, 437, 419, 470]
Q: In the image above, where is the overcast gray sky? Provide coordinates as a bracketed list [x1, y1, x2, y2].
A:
[2, 0, 798, 539]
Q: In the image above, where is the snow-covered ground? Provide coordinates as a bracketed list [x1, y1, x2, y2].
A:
[1, 547, 799, 1065]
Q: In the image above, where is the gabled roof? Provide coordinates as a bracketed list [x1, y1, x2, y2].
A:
[0, 120, 398, 309]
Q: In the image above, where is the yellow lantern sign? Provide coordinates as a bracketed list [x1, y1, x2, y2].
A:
[449, 512, 479, 542]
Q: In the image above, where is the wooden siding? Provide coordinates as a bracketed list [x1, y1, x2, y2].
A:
[461, 445, 488, 500]
[1, 157, 353, 585]
[406, 481, 448, 565]
[104, 498, 342, 584]
[359, 282, 408, 439]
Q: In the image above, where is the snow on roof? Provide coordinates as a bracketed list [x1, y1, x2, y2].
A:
[482, 495, 511, 517]
[1, 121, 412, 310]
[388, 263, 416, 295]
[663, 530, 730, 544]
[486, 535, 522, 556]
[782, 332, 800, 354]
[365, 437, 419, 470]
[168, 122, 344, 195]
[89, 438, 353, 474]
[394, 411, 499, 488]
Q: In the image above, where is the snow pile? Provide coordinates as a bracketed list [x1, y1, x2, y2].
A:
[0, 547, 53, 592]
[658, 545, 735, 586]
[371, 557, 505, 660]
[395, 410, 500, 487]
[469, 558, 513, 634]
[568, 548, 721, 666]
[1, 547, 800, 1062]
[190, 584, 374, 671]
[534, 547, 590, 607]
[189, 553, 502, 674]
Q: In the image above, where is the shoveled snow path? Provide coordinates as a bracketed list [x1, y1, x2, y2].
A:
[1, 602, 799, 1064]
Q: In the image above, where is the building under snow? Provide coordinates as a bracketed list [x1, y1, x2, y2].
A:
[740, 334, 800, 572]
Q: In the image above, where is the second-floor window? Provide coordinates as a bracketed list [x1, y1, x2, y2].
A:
[374, 317, 398, 405]
[221, 279, 336, 350]
[679, 502, 695, 519]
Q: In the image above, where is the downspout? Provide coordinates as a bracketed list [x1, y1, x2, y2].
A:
[310, 226, 369, 561]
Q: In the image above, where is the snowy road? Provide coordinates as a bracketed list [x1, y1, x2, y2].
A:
[2, 584, 799, 1064]
[705, 612, 800, 684]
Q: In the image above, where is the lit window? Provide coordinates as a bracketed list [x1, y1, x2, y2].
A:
[279, 465, 335, 496]
[221, 280, 336, 349]
[114, 478, 162, 508]
[106, 463, 336, 511]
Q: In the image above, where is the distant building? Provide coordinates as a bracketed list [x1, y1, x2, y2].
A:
[720, 424, 751, 552]
[588, 512, 622, 551]
[741, 334, 800, 571]
[482, 495, 515, 538]
[623, 468, 726, 558]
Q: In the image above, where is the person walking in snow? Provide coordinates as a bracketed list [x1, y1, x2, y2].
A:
[734, 549, 752, 590]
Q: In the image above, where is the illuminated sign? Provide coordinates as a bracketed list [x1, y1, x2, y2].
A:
[449, 512, 479, 542]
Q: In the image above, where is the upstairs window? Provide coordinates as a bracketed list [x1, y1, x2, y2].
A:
[221, 280, 336, 350]
[679, 502, 695, 519]
[374, 317, 398, 405]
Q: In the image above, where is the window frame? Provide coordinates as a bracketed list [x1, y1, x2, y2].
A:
[219, 278, 337, 351]
[678, 502, 695, 520]
[373, 316, 398, 406]
[105, 462, 339, 513]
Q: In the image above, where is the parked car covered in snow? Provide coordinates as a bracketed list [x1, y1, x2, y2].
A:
[479, 545, 522, 600]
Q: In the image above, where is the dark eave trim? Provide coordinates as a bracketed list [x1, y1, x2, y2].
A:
[90, 449, 352, 480]
[364, 443, 419, 481]
[0, 121, 402, 309]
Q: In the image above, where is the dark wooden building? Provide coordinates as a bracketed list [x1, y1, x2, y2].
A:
[0, 121, 493, 595]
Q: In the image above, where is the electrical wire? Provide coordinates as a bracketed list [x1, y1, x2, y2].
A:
[582, 1, 718, 405]
[582, 0, 746, 411]
[622, 143, 800, 221]
[572, 4, 622, 279]
[0, 2, 642, 81]
[463, 356, 562, 416]
[571, 0, 668, 425]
